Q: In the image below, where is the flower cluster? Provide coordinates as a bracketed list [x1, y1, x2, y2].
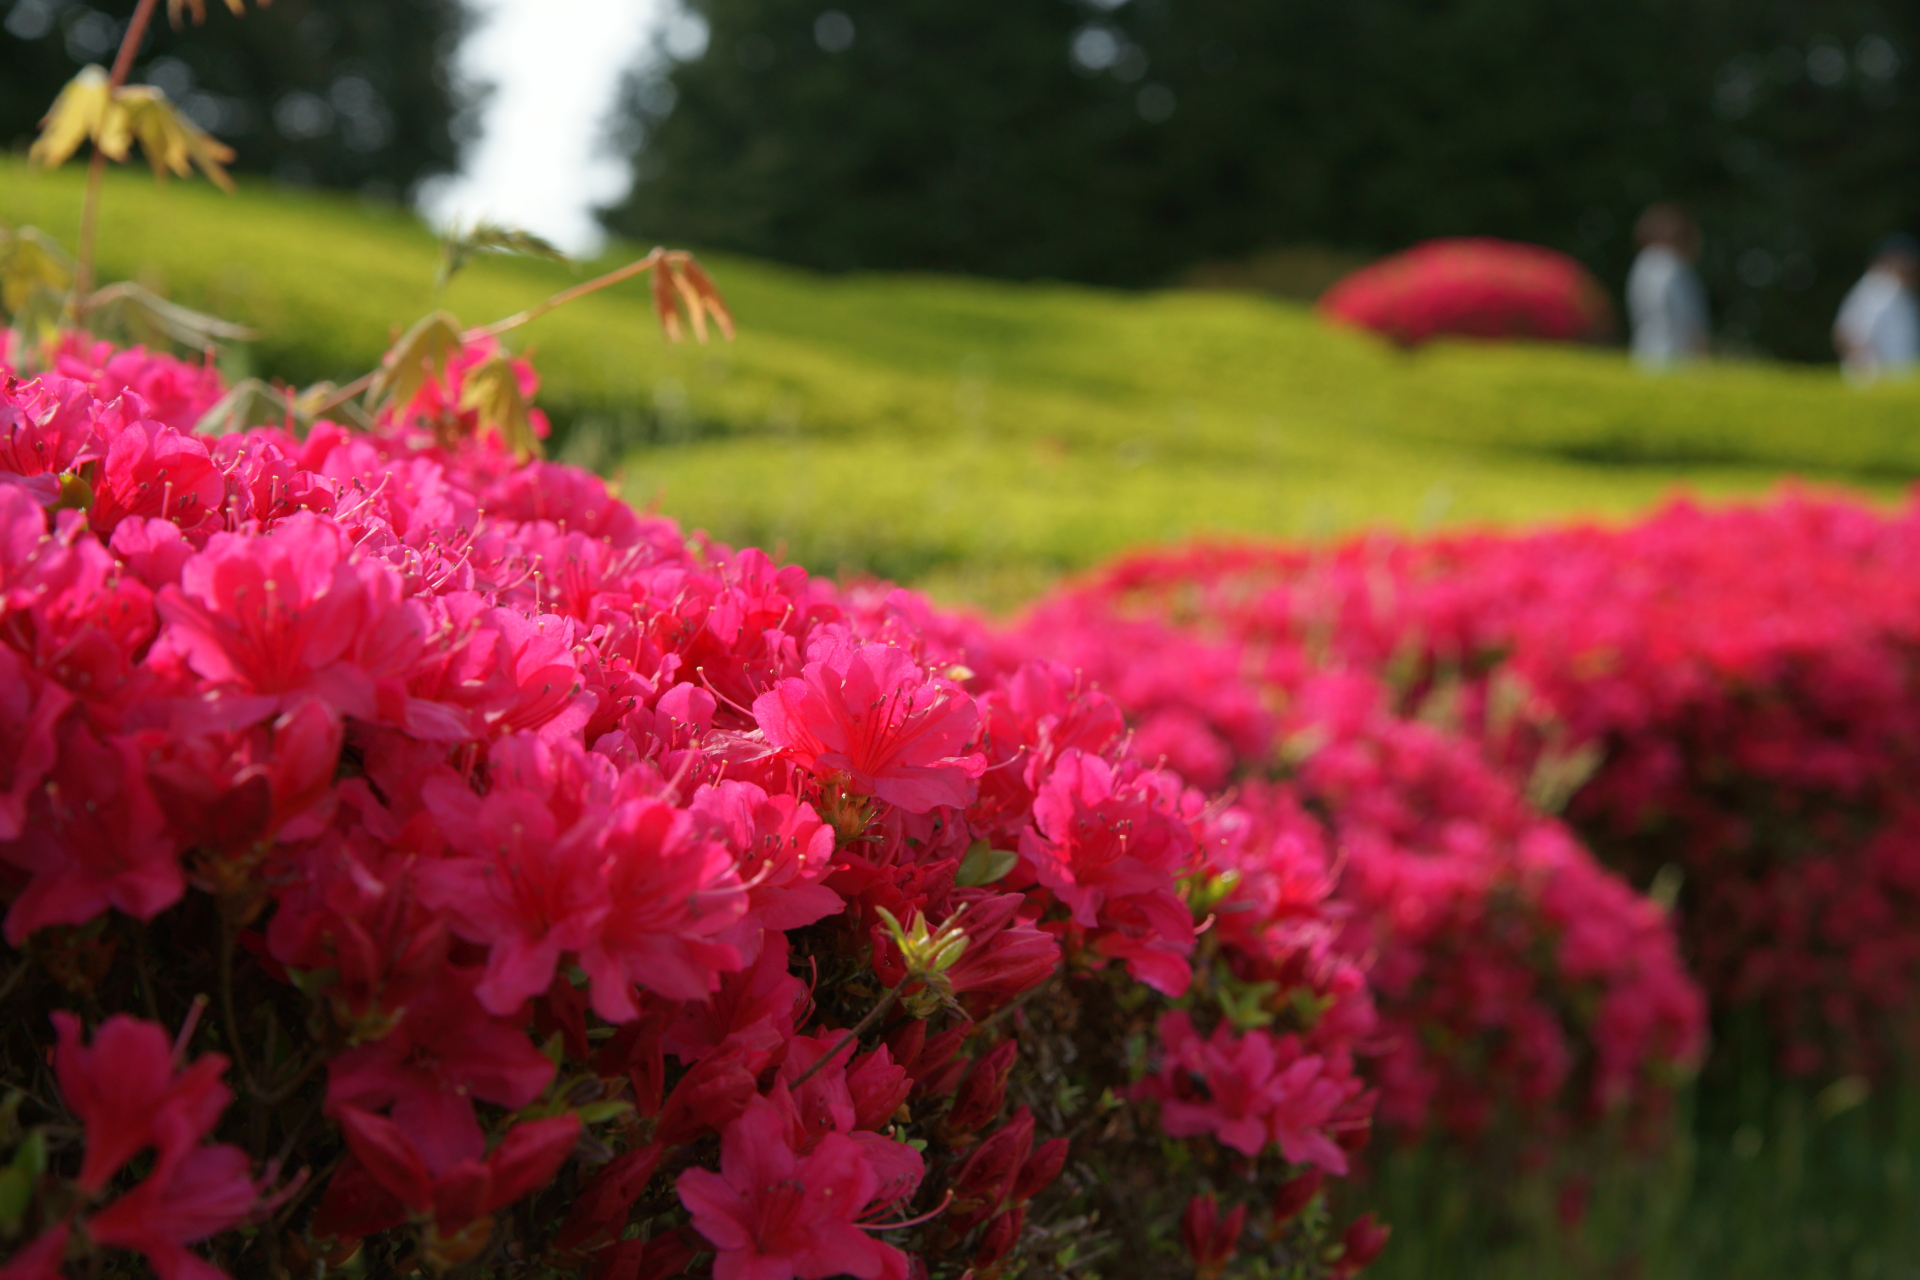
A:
[0, 331, 225, 435]
[1037, 493, 1920, 1081]
[0, 338, 1382, 1280]
[1017, 587, 1708, 1141]
[1319, 237, 1614, 348]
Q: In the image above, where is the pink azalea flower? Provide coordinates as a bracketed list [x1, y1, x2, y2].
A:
[754, 633, 985, 813]
[0, 374, 95, 486]
[1019, 751, 1196, 995]
[142, 696, 344, 859]
[49, 1011, 230, 1193]
[414, 772, 611, 1017]
[0, 1221, 71, 1280]
[156, 512, 417, 727]
[326, 969, 557, 1171]
[578, 795, 748, 1021]
[678, 1089, 915, 1280]
[87, 1144, 265, 1280]
[50, 337, 224, 433]
[0, 645, 72, 842]
[1, 721, 182, 943]
[1139, 1011, 1356, 1174]
[689, 779, 842, 935]
[3, 519, 159, 710]
[85, 400, 224, 537]
[318, 1105, 579, 1241]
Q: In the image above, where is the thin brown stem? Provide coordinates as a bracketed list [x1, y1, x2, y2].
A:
[463, 248, 664, 342]
[72, 151, 108, 303]
[0, 959, 28, 1006]
[792, 985, 902, 1088]
[311, 370, 375, 416]
[73, 0, 161, 303]
[108, 0, 160, 85]
[218, 913, 259, 1093]
[251, 1049, 325, 1107]
[322, 247, 677, 418]
[970, 964, 1064, 1037]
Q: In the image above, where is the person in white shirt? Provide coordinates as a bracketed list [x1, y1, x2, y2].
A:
[1627, 204, 1711, 369]
[1833, 234, 1920, 383]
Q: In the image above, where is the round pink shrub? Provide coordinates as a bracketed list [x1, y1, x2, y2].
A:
[1319, 237, 1614, 348]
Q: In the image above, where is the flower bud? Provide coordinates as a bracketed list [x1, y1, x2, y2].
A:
[1270, 1167, 1323, 1227]
[1341, 1213, 1391, 1270]
[829, 1047, 904, 1133]
[876, 904, 972, 1017]
[947, 1106, 1035, 1229]
[898, 1021, 973, 1100]
[942, 1039, 1017, 1142]
[1181, 1194, 1246, 1280]
[974, 1205, 1027, 1271]
[1012, 1137, 1069, 1204]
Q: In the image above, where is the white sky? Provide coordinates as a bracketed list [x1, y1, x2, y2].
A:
[420, 0, 670, 256]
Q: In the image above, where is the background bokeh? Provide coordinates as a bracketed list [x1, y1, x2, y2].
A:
[9, 1, 1920, 361]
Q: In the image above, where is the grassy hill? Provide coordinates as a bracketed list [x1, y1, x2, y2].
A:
[7, 158, 1919, 607]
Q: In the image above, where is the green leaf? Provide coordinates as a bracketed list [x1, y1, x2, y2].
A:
[30, 69, 239, 191]
[457, 352, 542, 460]
[287, 966, 339, 1000]
[0, 226, 74, 319]
[955, 838, 1018, 887]
[194, 378, 301, 438]
[538, 1031, 565, 1068]
[437, 220, 569, 290]
[101, 86, 237, 190]
[371, 310, 463, 413]
[81, 281, 253, 350]
[575, 1099, 635, 1126]
[10, 1130, 44, 1181]
[0, 1166, 30, 1239]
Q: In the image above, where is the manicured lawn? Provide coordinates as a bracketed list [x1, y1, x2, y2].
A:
[7, 158, 1918, 609]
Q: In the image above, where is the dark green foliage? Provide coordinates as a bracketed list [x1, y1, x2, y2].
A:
[604, 0, 1160, 282]
[1, 0, 474, 197]
[605, 0, 1920, 361]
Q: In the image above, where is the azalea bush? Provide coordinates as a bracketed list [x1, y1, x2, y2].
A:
[1319, 239, 1614, 349]
[0, 329, 1396, 1280]
[1011, 601, 1707, 1145]
[1030, 501, 1920, 1083]
[0, 6, 1408, 1274]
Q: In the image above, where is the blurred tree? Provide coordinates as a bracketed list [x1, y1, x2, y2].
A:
[602, 0, 1158, 281]
[605, 0, 1920, 361]
[1, 0, 475, 199]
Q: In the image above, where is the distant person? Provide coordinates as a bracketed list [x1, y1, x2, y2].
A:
[1833, 234, 1920, 383]
[1627, 204, 1710, 369]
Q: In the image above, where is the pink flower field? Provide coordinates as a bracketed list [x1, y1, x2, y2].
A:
[0, 330, 1915, 1279]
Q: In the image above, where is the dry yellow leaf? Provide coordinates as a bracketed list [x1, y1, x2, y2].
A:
[168, 0, 266, 25]
[28, 66, 112, 170]
[101, 89, 237, 190]
[29, 69, 235, 191]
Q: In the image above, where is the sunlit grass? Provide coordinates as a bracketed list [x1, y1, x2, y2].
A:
[6, 159, 1918, 611]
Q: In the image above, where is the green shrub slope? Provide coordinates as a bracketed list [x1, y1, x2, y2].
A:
[6, 158, 1917, 607]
